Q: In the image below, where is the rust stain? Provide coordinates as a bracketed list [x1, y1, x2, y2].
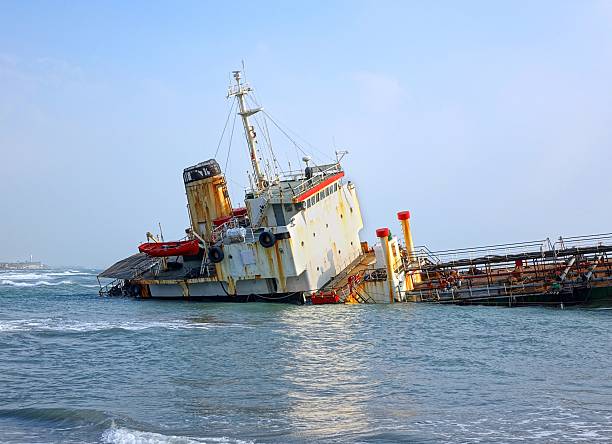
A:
[264, 246, 275, 279]
[185, 175, 232, 239]
[216, 261, 236, 295]
[140, 284, 151, 299]
[274, 242, 287, 292]
[178, 281, 190, 299]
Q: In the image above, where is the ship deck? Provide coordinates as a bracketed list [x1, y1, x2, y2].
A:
[404, 233, 612, 306]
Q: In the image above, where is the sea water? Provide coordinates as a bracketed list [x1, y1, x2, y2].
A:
[0, 268, 611, 443]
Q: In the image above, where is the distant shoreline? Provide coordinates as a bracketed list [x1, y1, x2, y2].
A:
[0, 261, 45, 270]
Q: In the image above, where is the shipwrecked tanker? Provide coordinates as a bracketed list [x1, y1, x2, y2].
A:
[99, 71, 612, 307]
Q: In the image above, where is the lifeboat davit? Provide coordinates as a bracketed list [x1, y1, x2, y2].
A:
[138, 239, 200, 257]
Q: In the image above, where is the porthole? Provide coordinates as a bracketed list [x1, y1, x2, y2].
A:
[326, 223, 329, 228]
[301, 241, 305, 246]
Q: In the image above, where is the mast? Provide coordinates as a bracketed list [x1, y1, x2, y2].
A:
[228, 71, 266, 191]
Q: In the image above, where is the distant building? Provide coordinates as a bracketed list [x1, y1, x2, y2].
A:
[0, 259, 45, 270]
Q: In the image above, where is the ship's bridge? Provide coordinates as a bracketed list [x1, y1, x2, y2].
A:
[244, 162, 344, 228]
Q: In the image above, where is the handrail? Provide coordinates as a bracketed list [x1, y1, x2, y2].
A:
[249, 164, 343, 200]
[554, 233, 612, 251]
[211, 217, 255, 244]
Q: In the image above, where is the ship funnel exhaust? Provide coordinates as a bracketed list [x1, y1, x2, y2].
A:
[183, 159, 232, 241]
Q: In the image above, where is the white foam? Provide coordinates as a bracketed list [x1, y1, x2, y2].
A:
[101, 426, 253, 444]
[0, 273, 49, 281]
[48, 270, 93, 276]
[0, 318, 236, 333]
[0, 279, 73, 287]
[0, 270, 92, 282]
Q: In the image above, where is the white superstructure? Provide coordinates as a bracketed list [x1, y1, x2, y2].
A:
[101, 70, 368, 303]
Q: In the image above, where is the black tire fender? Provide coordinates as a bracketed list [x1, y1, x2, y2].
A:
[259, 231, 276, 248]
[208, 246, 224, 263]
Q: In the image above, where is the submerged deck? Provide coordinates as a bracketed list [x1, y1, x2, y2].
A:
[404, 233, 612, 306]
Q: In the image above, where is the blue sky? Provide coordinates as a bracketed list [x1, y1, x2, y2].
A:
[1, 1, 611, 267]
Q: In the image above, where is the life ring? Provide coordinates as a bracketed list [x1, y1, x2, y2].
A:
[259, 231, 276, 248]
[208, 246, 224, 263]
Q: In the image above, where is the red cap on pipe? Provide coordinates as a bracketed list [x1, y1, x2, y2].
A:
[376, 227, 390, 238]
[397, 211, 410, 221]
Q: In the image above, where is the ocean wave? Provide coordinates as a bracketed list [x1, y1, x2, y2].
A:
[0, 318, 230, 333]
[0, 272, 51, 280]
[0, 270, 93, 280]
[0, 279, 73, 287]
[48, 270, 94, 276]
[0, 406, 109, 426]
[412, 406, 612, 442]
[101, 426, 253, 444]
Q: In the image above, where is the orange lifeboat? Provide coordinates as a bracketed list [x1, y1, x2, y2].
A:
[138, 239, 200, 257]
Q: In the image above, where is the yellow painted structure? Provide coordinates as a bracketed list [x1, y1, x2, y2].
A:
[398, 210, 419, 287]
[376, 227, 395, 303]
[397, 211, 414, 261]
[183, 160, 233, 241]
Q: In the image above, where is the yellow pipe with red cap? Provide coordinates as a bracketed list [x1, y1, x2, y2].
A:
[376, 227, 395, 304]
[398, 210, 419, 287]
[397, 211, 414, 261]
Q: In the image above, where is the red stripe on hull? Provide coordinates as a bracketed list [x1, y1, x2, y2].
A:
[293, 172, 345, 203]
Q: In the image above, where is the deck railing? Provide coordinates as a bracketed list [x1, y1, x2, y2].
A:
[248, 163, 343, 201]
[402, 233, 612, 304]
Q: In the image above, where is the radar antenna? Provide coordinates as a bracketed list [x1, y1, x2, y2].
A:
[228, 71, 266, 192]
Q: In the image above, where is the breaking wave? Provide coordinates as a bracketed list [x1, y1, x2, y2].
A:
[0, 270, 92, 280]
[0, 268, 97, 290]
[0, 279, 73, 287]
[101, 425, 253, 444]
[50, 269, 93, 275]
[0, 318, 244, 333]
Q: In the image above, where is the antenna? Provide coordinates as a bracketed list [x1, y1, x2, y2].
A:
[228, 70, 266, 192]
[335, 150, 349, 163]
